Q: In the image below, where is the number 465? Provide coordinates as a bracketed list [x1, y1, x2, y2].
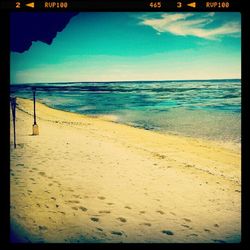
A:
[149, 2, 162, 8]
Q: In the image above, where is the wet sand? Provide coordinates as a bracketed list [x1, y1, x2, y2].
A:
[10, 97, 241, 243]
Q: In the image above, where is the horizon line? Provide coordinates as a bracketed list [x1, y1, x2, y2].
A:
[11, 78, 241, 85]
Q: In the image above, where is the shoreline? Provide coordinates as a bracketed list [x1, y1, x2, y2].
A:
[15, 96, 241, 152]
[10, 97, 241, 243]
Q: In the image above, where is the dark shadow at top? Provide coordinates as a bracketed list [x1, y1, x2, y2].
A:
[10, 12, 79, 53]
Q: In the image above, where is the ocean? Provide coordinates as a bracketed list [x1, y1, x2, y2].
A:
[10, 79, 241, 144]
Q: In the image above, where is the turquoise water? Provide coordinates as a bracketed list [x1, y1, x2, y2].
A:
[11, 79, 241, 143]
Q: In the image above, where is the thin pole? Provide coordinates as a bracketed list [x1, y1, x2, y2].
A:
[33, 88, 36, 125]
[10, 97, 16, 149]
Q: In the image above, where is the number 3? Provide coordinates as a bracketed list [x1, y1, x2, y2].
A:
[177, 2, 182, 8]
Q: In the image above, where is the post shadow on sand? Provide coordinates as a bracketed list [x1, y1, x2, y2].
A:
[10, 97, 17, 148]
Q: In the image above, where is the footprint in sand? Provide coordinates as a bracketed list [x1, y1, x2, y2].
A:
[96, 228, 103, 231]
[204, 229, 211, 232]
[181, 224, 192, 229]
[214, 224, 219, 228]
[72, 207, 78, 210]
[183, 218, 192, 222]
[162, 230, 174, 235]
[99, 210, 111, 214]
[98, 196, 106, 200]
[157, 154, 167, 159]
[38, 225, 48, 231]
[139, 211, 146, 214]
[39, 172, 46, 177]
[107, 202, 114, 205]
[48, 217, 56, 222]
[111, 231, 123, 236]
[67, 200, 80, 204]
[188, 234, 198, 237]
[79, 206, 88, 212]
[117, 217, 127, 223]
[141, 223, 151, 227]
[16, 164, 24, 167]
[51, 197, 56, 200]
[125, 206, 132, 209]
[90, 217, 99, 222]
[156, 210, 164, 215]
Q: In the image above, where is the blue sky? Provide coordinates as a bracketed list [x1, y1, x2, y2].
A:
[11, 12, 241, 83]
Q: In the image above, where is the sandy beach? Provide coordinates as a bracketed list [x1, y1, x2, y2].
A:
[10, 97, 241, 243]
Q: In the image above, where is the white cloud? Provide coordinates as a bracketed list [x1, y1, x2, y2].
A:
[140, 13, 240, 40]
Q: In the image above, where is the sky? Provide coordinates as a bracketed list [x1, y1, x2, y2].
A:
[10, 12, 241, 83]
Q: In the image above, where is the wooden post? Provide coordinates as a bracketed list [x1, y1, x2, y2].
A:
[33, 88, 37, 125]
[10, 97, 17, 149]
[32, 87, 39, 135]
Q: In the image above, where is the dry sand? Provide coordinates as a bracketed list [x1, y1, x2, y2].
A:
[10, 97, 241, 243]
